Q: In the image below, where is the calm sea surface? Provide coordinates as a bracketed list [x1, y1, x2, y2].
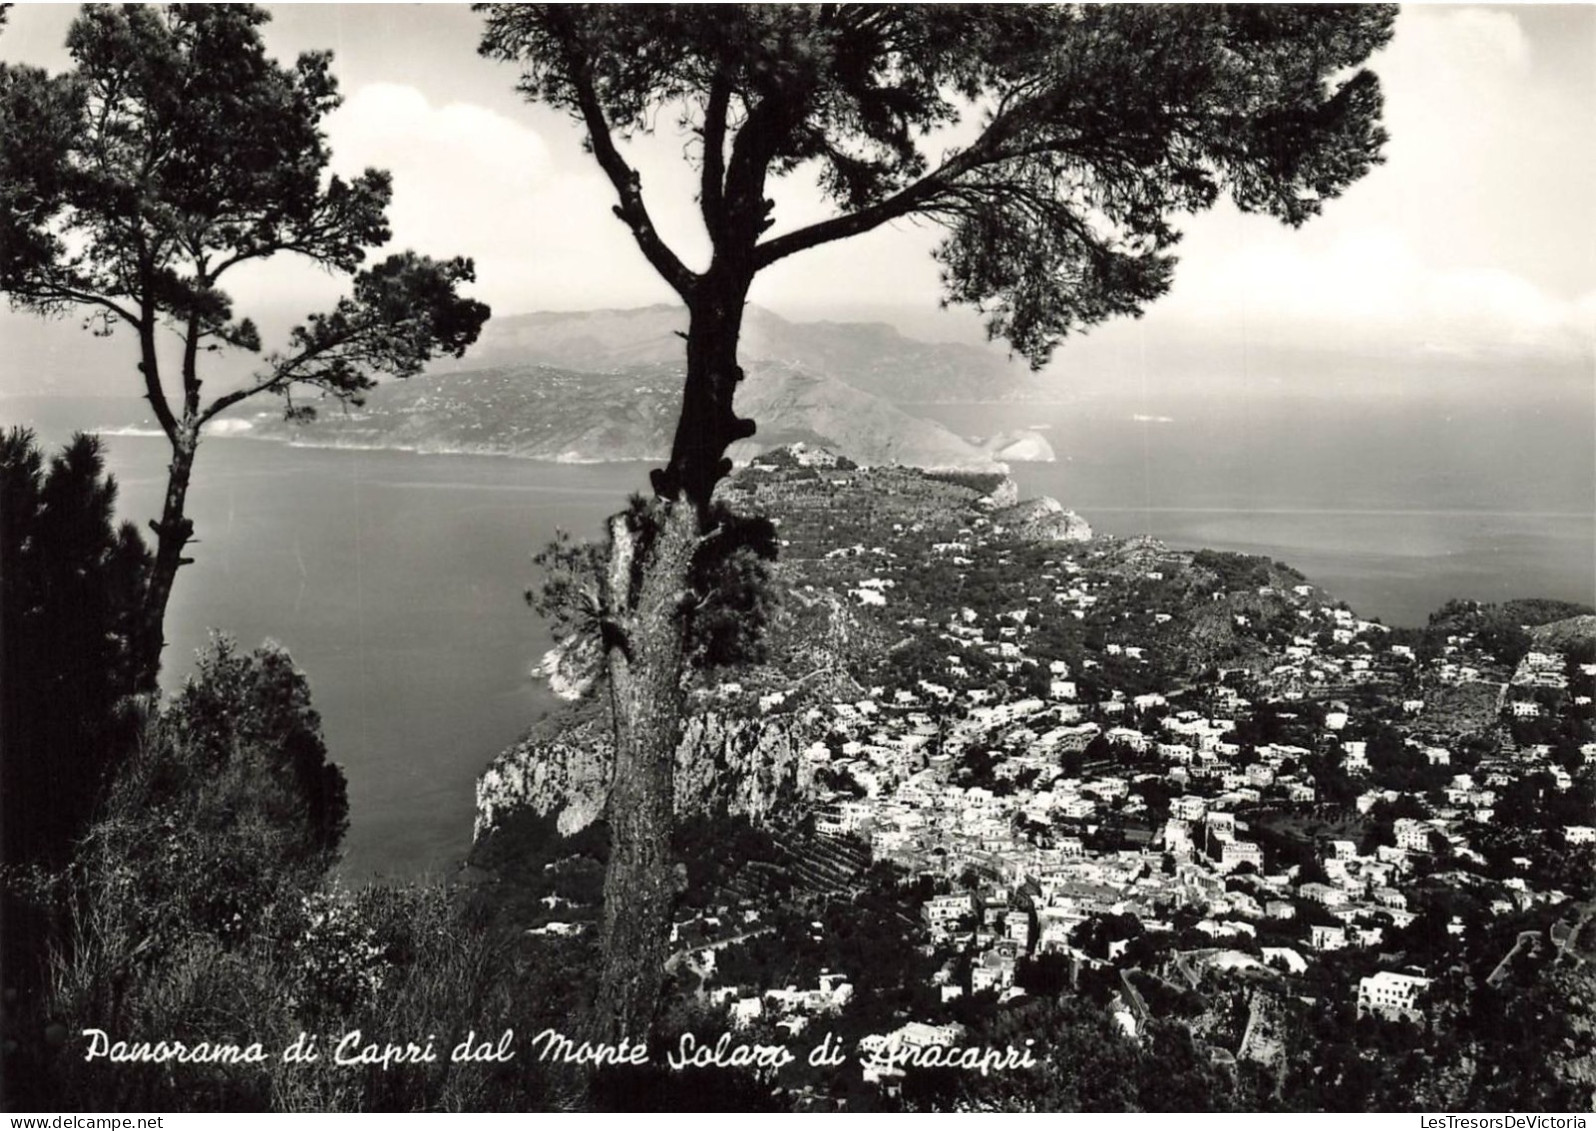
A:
[9, 401, 651, 880]
[7, 390, 1592, 880]
[914, 393, 1594, 629]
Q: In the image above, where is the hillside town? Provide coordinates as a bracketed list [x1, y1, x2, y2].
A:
[481, 446, 1595, 1105]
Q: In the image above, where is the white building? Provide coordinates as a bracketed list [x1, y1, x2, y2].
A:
[1357, 971, 1431, 1022]
[1219, 839, 1264, 873]
[923, 893, 974, 931]
[1308, 924, 1346, 951]
[1393, 818, 1433, 853]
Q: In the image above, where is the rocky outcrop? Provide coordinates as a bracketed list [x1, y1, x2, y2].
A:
[477, 717, 614, 838]
[475, 706, 819, 841]
[992, 496, 1093, 542]
[675, 710, 818, 825]
[977, 476, 1020, 509]
[536, 636, 603, 701]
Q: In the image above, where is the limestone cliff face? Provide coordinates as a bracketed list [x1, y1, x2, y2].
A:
[993, 496, 1093, 542]
[675, 710, 818, 824]
[475, 706, 819, 841]
[476, 717, 613, 838]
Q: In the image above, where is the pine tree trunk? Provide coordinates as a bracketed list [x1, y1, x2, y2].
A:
[136, 432, 197, 690]
[590, 279, 754, 1042]
[589, 500, 699, 1041]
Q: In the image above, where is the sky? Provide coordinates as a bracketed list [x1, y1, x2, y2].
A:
[1, 3, 1592, 397]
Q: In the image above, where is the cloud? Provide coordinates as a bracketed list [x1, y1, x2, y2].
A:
[1415, 6, 1529, 71]
[320, 84, 566, 308]
[222, 83, 585, 315]
[206, 8, 1596, 362]
[330, 83, 552, 188]
[1142, 6, 1594, 363]
[1163, 224, 1590, 360]
[318, 84, 739, 313]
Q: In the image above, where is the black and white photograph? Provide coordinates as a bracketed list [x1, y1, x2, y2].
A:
[1, 2, 1593, 1115]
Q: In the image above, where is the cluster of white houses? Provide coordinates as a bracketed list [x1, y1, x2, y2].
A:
[775, 580, 1586, 1030]
[690, 472, 1591, 1047]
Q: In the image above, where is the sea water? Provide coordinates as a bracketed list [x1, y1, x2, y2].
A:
[8, 390, 1592, 879]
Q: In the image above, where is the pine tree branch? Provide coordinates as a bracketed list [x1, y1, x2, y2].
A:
[548, 13, 698, 300]
[699, 71, 731, 244]
[752, 147, 982, 269]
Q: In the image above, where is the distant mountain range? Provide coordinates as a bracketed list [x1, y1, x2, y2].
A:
[241, 306, 1056, 469]
[433, 304, 1038, 404]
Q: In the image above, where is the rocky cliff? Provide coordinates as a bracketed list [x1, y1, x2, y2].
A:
[475, 705, 821, 841]
[977, 476, 1021, 509]
[992, 496, 1093, 542]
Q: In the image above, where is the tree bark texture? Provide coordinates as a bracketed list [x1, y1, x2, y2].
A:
[137, 432, 196, 690]
[589, 498, 699, 1041]
[591, 276, 755, 1041]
